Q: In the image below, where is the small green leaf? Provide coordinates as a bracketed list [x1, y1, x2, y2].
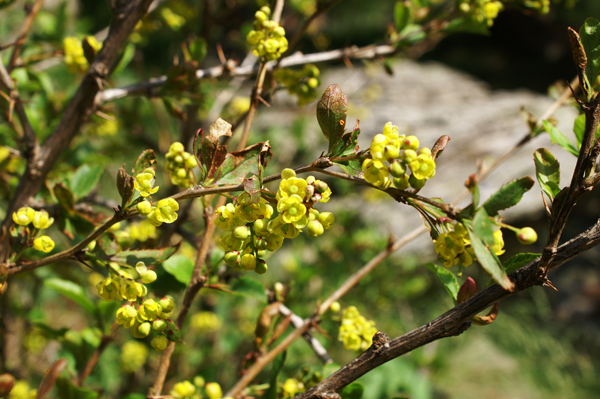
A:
[70, 164, 103, 200]
[329, 121, 361, 158]
[210, 142, 272, 186]
[425, 262, 459, 302]
[112, 42, 136, 75]
[503, 253, 541, 274]
[543, 120, 578, 156]
[229, 276, 267, 302]
[580, 18, 600, 89]
[31, 321, 69, 339]
[534, 148, 561, 201]
[162, 254, 194, 285]
[133, 149, 157, 176]
[482, 176, 535, 216]
[106, 242, 181, 268]
[189, 37, 207, 62]
[472, 207, 494, 246]
[317, 84, 349, 154]
[340, 382, 365, 399]
[444, 17, 490, 35]
[44, 278, 96, 315]
[394, 1, 412, 33]
[467, 230, 514, 291]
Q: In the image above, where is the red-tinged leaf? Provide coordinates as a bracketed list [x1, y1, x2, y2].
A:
[457, 277, 477, 304]
[208, 141, 272, 186]
[133, 149, 157, 177]
[54, 182, 74, 211]
[431, 135, 451, 159]
[471, 303, 499, 326]
[317, 84, 348, 154]
[244, 175, 261, 203]
[102, 241, 181, 266]
[329, 120, 361, 158]
[96, 232, 117, 256]
[116, 165, 134, 208]
[37, 359, 68, 399]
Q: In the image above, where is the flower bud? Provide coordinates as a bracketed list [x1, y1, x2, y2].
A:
[281, 168, 296, 180]
[240, 254, 256, 271]
[305, 185, 315, 198]
[151, 335, 169, 351]
[329, 301, 341, 313]
[32, 210, 54, 229]
[402, 135, 419, 150]
[34, 236, 55, 253]
[307, 220, 324, 238]
[205, 382, 223, 399]
[194, 376, 206, 387]
[389, 161, 406, 178]
[224, 251, 241, 266]
[169, 142, 184, 154]
[409, 174, 426, 190]
[0, 373, 15, 397]
[159, 296, 176, 313]
[517, 227, 537, 245]
[457, 277, 478, 304]
[153, 319, 167, 332]
[401, 149, 417, 163]
[393, 175, 410, 190]
[255, 10, 267, 22]
[233, 226, 250, 240]
[318, 212, 335, 230]
[137, 200, 153, 215]
[137, 322, 152, 338]
[418, 147, 432, 157]
[141, 270, 157, 284]
[254, 259, 268, 275]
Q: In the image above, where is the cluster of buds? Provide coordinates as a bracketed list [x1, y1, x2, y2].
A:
[137, 197, 179, 227]
[273, 64, 321, 106]
[165, 142, 197, 188]
[362, 122, 436, 191]
[96, 261, 179, 351]
[215, 169, 334, 275]
[113, 219, 158, 246]
[170, 378, 223, 399]
[63, 36, 102, 73]
[457, 0, 505, 26]
[246, 6, 288, 60]
[120, 340, 149, 373]
[338, 306, 378, 352]
[12, 207, 55, 253]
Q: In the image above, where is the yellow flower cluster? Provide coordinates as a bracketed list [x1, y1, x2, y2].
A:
[273, 64, 321, 106]
[165, 142, 197, 188]
[216, 169, 334, 274]
[433, 222, 504, 268]
[169, 379, 225, 399]
[338, 306, 378, 352]
[8, 381, 36, 399]
[96, 261, 179, 351]
[457, 0, 505, 26]
[120, 340, 149, 373]
[362, 122, 436, 190]
[282, 378, 305, 398]
[246, 6, 288, 60]
[12, 207, 55, 253]
[63, 36, 102, 73]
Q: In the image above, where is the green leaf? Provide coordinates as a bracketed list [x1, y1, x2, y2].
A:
[329, 121, 361, 158]
[243, 175, 261, 203]
[467, 230, 514, 291]
[341, 382, 365, 399]
[70, 164, 103, 200]
[317, 84, 349, 155]
[210, 142, 272, 186]
[162, 254, 194, 285]
[106, 242, 181, 268]
[503, 253, 541, 274]
[229, 276, 267, 302]
[189, 37, 207, 63]
[472, 207, 494, 246]
[482, 176, 535, 216]
[31, 321, 69, 339]
[573, 114, 585, 149]
[394, 1, 412, 33]
[444, 17, 490, 35]
[334, 158, 364, 177]
[44, 278, 97, 315]
[263, 351, 287, 399]
[424, 262, 459, 302]
[543, 120, 578, 156]
[534, 148, 561, 201]
[580, 18, 600, 89]
[56, 376, 99, 399]
[112, 42, 136, 75]
[133, 149, 157, 176]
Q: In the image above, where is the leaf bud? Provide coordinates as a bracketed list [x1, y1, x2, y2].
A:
[457, 277, 478, 304]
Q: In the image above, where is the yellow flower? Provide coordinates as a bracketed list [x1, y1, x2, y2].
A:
[12, 207, 35, 226]
[409, 154, 436, 180]
[137, 298, 162, 322]
[153, 198, 179, 224]
[491, 230, 505, 256]
[362, 159, 390, 188]
[32, 210, 54, 229]
[205, 382, 223, 399]
[277, 177, 308, 201]
[277, 195, 307, 224]
[116, 305, 138, 328]
[171, 381, 196, 398]
[120, 280, 147, 302]
[97, 277, 122, 301]
[33, 236, 55, 253]
[134, 169, 159, 197]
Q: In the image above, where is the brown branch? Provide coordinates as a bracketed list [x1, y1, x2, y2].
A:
[284, 0, 343, 56]
[0, 0, 155, 264]
[7, 0, 45, 71]
[75, 323, 118, 386]
[294, 220, 600, 399]
[279, 304, 332, 364]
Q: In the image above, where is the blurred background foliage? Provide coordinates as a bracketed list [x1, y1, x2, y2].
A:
[1, 0, 599, 398]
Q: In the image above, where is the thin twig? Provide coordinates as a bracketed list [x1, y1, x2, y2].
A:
[7, 0, 45, 71]
[279, 304, 332, 364]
